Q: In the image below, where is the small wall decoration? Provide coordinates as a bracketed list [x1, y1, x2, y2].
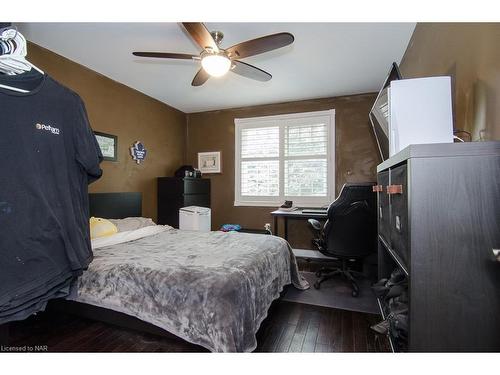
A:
[130, 141, 147, 164]
[94, 131, 117, 162]
[198, 151, 222, 174]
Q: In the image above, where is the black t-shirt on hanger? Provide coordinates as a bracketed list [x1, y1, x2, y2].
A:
[0, 71, 103, 322]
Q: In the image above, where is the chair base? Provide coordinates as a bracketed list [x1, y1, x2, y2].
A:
[313, 260, 363, 297]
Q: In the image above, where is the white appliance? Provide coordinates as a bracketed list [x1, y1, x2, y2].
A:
[388, 76, 454, 156]
[179, 206, 211, 231]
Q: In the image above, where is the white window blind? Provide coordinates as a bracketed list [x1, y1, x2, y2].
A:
[235, 110, 335, 207]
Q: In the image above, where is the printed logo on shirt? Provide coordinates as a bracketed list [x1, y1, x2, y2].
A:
[35, 123, 60, 135]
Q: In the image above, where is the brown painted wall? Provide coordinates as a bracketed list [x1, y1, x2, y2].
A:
[186, 94, 379, 249]
[400, 23, 500, 141]
[27, 43, 187, 221]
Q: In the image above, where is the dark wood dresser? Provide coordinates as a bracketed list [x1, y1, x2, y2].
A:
[375, 142, 500, 352]
[157, 177, 210, 228]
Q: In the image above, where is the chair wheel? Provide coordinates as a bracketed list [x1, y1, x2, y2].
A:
[314, 281, 321, 289]
[351, 290, 359, 297]
[315, 271, 322, 277]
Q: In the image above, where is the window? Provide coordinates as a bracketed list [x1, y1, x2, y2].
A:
[234, 110, 335, 207]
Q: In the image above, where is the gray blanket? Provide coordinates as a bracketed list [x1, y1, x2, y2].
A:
[72, 228, 309, 352]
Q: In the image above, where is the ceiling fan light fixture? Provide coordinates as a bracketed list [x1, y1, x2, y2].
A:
[134, 23, 294, 86]
[201, 53, 231, 77]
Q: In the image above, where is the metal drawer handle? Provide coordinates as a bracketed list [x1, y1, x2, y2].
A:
[372, 185, 383, 192]
[386, 185, 403, 195]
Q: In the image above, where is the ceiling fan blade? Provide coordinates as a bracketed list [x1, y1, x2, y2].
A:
[132, 52, 198, 60]
[226, 32, 294, 59]
[182, 22, 219, 52]
[231, 60, 272, 82]
[192, 68, 210, 86]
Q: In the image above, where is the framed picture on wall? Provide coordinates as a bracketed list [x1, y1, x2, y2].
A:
[94, 131, 118, 162]
[198, 151, 222, 174]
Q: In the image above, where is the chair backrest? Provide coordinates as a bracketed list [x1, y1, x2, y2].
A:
[321, 183, 377, 258]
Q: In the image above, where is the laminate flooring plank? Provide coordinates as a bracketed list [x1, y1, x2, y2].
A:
[341, 309, 354, 352]
[288, 331, 306, 352]
[60, 323, 110, 352]
[256, 318, 285, 352]
[285, 302, 302, 325]
[329, 308, 343, 352]
[48, 321, 107, 351]
[273, 323, 296, 352]
[287, 303, 312, 352]
[294, 307, 311, 337]
[352, 312, 368, 352]
[302, 319, 320, 352]
[95, 329, 130, 352]
[316, 306, 332, 347]
[314, 343, 331, 352]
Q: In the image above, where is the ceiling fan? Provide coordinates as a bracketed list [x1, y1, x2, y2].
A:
[132, 23, 294, 86]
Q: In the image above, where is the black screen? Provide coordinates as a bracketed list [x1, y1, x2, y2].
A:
[369, 62, 402, 161]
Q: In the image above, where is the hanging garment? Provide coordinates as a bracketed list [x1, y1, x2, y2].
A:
[0, 70, 103, 324]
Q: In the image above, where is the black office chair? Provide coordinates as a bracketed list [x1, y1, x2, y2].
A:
[308, 183, 377, 297]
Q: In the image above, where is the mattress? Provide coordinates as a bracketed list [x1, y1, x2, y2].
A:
[71, 226, 308, 352]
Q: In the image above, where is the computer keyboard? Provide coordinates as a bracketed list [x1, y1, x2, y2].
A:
[301, 208, 328, 214]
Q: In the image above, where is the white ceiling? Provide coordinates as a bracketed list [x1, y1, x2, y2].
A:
[17, 22, 415, 113]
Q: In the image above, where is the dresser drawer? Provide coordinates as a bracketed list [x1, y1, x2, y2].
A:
[377, 170, 390, 244]
[183, 194, 210, 208]
[184, 178, 210, 195]
[389, 164, 409, 267]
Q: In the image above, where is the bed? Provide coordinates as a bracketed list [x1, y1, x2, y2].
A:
[64, 192, 308, 352]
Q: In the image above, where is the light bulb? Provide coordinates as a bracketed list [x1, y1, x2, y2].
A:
[201, 54, 231, 77]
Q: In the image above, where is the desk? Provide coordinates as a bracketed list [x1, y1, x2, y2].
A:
[271, 209, 327, 241]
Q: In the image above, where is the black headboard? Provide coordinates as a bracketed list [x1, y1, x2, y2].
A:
[89, 192, 142, 219]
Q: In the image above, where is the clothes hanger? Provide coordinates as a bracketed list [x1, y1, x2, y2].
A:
[0, 27, 44, 93]
[0, 28, 44, 73]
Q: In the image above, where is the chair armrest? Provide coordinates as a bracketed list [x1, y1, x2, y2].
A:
[308, 218, 322, 231]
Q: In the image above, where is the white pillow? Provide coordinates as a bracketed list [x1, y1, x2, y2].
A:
[108, 217, 156, 232]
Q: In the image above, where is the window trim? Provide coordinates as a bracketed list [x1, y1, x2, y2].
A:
[234, 109, 336, 207]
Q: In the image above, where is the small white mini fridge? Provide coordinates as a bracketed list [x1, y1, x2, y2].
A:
[179, 206, 211, 231]
[388, 76, 454, 157]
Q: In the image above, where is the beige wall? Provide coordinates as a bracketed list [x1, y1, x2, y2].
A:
[27, 43, 187, 221]
[23, 23, 500, 247]
[25, 42, 379, 243]
[400, 23, 500, 141]
[186, 94, 379, 249]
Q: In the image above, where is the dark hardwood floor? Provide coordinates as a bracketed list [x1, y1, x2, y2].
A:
[4, 301, 390, 353]
[255, 301, 389, 352]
